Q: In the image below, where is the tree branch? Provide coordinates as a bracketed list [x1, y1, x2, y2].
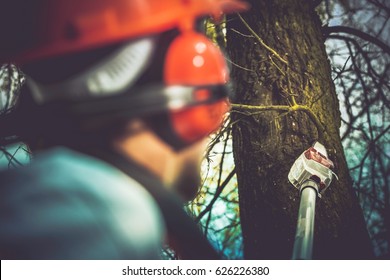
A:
[195, 168, 236, 223]
[324, 25, 390, 55]
[231, 103, 326, 139]
[237, 13, 288, 65]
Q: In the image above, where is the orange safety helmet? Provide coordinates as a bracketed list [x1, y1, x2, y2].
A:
[5, 0, 248, 65]
[2, 0, 249, 147]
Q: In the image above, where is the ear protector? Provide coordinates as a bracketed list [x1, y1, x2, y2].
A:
[164, 31, 230, 144]
[25, 31, 230, 148]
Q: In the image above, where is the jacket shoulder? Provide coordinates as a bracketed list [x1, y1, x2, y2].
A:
[0, 147, 164, 259]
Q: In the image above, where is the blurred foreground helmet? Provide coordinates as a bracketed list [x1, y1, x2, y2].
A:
[0, 0, 249, 147]
[1, 0, 247, 64]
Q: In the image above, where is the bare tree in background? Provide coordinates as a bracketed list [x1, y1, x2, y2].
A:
[322, 0, 390, 258]
[192, 0, 388, 259]
[226, 0, 373, 259]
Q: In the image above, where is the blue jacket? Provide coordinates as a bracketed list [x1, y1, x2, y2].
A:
[0, 147, 164, 259]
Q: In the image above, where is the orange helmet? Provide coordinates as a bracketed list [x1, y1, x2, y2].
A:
[2, 0, 248, 147]
[2, 0, 248, 64]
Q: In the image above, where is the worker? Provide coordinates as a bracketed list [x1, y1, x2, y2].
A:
[0, 0, 248, 259]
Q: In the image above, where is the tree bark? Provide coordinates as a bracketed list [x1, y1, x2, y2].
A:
[227, 0, 373, 259]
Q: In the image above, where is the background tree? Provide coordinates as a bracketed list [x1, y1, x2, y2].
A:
[322, 0, 390, 258]
[188, 0, 389, 260]
[226, 0, 373, 259]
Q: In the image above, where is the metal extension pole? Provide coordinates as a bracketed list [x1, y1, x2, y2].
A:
[292, 180, 319, 260]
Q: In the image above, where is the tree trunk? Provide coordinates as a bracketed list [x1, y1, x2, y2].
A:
[226, 0, 373, 259]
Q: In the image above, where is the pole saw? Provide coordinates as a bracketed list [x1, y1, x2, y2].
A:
[288, 142, 337, 259]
